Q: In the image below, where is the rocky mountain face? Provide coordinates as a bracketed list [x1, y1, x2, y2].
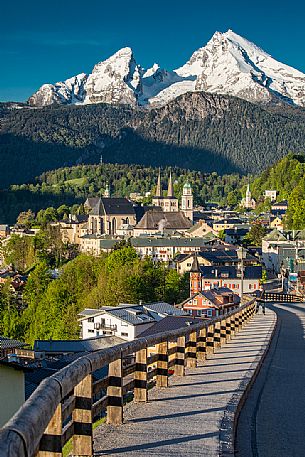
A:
[2, 91, 305, 188]
[28, 30, 305, 108]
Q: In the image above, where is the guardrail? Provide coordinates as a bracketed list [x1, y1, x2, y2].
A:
[0, 299, 257, 457]
[261, 292, 304, 303]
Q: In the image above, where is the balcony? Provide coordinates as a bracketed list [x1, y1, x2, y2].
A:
[94, 322, 117, 332]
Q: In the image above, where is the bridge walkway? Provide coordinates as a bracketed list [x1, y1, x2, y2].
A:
[93, 310, 276, 457]
[236, 302, 305, 457]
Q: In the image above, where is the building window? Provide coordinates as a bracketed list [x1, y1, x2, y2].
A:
[207, 309, 213, 317]
[88, 317, 94, 323]
[121, 332, 128, 337]
[88, 329, 94, 333]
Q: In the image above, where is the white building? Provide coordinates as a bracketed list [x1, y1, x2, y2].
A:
[264, 190, 277, 201]
[262, 229, 289, 273]
[79, 303, 186, 341]
[131, 237, 209, 262]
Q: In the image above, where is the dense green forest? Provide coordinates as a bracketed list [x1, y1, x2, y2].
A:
[0, 163, 248, 224]
[251, 153, 305, 228]
[0, 245, 189, 345]
[1, 92, 305, 187]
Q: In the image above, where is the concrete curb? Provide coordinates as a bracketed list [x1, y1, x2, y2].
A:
[219, 310, 278, 457]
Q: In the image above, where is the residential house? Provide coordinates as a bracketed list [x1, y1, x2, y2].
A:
[270, 216, 284, 231]
[131, 236, 210, 262]
[79, 235, 119, 256]
[189, 256, 262, 297]
[264, 190, 277, 202]
[79, 303, 186, 341]
[56, 214, 88, 244]
[0, 225, 10, 238]
[186, 220, 217, 237]
[224, 227, 249, 244]
[271, 200, 288, 216]
[262, 229, 289, 273]
[212, 218, 244, 232]
[176, 247, 259, 274]
[181, 288, 240, 318]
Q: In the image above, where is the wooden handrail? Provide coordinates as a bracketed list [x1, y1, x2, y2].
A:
[0, 299, 257, 457]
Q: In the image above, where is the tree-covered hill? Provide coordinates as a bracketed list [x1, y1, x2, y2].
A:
[0, 163, 247, 224]
[251, 153, 305, 229]
[1, 92, 305, 187]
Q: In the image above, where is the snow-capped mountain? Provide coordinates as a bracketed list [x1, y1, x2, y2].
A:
[28, 30, 305, 108]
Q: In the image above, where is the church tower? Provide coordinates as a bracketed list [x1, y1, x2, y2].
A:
[152, 169, 163, 207]
[241, 183, 256, 209]
[190, 254, 201, 296]
[163, 171, 178, 212]
[152, 170, 178, 212]
[104, 182, 110, 198]
[181, 181, 193, 222]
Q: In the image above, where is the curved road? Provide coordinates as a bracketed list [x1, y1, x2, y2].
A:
[236, 303, 305, 457]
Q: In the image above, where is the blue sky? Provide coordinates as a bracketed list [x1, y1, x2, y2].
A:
[1, 0, 305, 102]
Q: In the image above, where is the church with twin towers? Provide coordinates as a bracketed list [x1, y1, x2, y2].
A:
[152, 170, 194, 222]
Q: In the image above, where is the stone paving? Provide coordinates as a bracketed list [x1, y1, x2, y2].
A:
[94, 310, 276, 457]
[236, 303, 305, 457]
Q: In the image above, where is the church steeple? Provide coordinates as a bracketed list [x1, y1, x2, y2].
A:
[167, 170, 174, 197]
[156, 168, 162, 197]
[104, 181, 110, 198]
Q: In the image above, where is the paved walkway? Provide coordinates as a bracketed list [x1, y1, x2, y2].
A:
[236, 302, 305, 457]
[94, 310, 276, 457]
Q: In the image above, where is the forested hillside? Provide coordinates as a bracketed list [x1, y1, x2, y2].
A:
[0, 246, 189, 344]
[252, 153, 305, 228]
[1, 92, 305, 187]
[0, 163, 247, 224]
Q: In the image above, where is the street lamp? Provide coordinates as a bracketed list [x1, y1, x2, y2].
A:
[237, 246, 247, 304]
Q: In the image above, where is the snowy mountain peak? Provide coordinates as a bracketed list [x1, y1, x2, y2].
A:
[28, 31, 305, 108]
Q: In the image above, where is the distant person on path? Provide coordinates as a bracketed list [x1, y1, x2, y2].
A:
[255, 301, 266, 314]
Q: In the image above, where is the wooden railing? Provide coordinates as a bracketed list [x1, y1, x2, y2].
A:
[0, 299, 257, 457]
[261, 292, 304, 303]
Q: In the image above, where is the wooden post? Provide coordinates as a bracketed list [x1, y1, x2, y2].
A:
[244, 307, 248, 321]
[214, 321, 221, 349]
[73, 374, 93, 457]
[226, 316, 232, 342]
[156, 341, 168, 387]
[107, 357, 123, 425]
[234, 314, 240, 333]
[186, 330, 197, 368]
[241, 308, 245, 325]
[197, 327, 206, 361]
[220, 320, 227, 346]
[134, 347, 147, 402]
[206, 324, 214, 355]
[174, 335, 185, 376]
[38, 404, 63, 457]
[231, 315, 236, 337]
